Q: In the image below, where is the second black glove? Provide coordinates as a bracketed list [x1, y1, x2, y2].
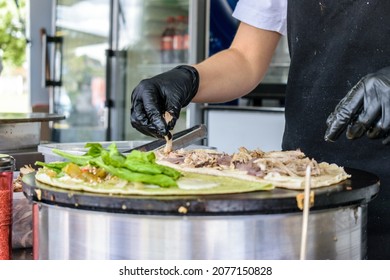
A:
[325, 66, 390, 144]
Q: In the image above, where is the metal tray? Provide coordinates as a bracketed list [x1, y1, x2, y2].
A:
[0, 113, 65, 151]
[38, 140, 151, 162]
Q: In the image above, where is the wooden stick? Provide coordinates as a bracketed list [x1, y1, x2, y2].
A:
[300, 165, 311, 260]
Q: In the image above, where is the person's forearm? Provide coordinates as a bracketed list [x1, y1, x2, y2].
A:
[193, 48, 264, 103]
[192, 23, 281, 103]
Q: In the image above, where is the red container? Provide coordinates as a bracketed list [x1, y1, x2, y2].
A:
[0, 154, 15, 260]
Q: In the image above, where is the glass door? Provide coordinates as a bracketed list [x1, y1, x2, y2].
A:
[50, 0, 206, 143]
[51, 0, 110, 142]
[117, 0, 199, 141]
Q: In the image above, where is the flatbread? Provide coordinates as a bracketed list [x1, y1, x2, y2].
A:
[34, 167, 273, 196]
[34, 144, 350, 195]
[154, 147, 351, 190]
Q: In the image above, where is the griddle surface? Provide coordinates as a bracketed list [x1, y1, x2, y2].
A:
[22, 168, 379, 215]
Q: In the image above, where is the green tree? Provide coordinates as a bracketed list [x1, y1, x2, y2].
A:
[0, 0, 26, 68]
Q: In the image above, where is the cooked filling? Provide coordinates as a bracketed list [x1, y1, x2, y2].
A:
[163, 112, 173, 154]
[164, 135, 173, 154]
[13, 165, 36, 192]
[156, 147, 322, 178]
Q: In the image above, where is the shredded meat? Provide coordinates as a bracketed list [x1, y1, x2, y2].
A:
[157, 147, 322, 178]
[231, 147, 252, 164]
[251, 149, 321, 177]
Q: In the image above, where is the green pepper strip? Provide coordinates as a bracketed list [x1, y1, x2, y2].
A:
[92, 158, 178, 188]
[123, 159, 180, 179]
[35, 161, 69, 174]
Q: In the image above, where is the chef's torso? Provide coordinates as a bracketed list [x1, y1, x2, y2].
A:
[284, 0, 390, 175]
[234, 0, 390, 259]
[234, 0, 390, 179]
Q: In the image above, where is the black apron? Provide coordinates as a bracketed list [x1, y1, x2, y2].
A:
[285, 0, 390, 259]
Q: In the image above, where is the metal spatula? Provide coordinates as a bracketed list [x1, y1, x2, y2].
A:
[123, 124, 207, 153]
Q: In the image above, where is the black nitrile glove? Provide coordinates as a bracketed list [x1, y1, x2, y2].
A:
[130, 65, 199, 138]
[325, 66, 390, 145]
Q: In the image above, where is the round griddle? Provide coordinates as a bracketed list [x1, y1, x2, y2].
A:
[22, 167, 379, 215]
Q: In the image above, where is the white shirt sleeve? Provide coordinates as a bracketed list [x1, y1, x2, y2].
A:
[232, 0, 287, 36]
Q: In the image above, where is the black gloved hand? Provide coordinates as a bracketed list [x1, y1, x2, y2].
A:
[325, 66, 390, 144]
[130, 65, 199, 138]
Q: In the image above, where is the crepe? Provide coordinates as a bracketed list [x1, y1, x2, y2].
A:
[34, 143, 350, 196]
[35, 167, 273, 196]
[155, 147, 351, 190]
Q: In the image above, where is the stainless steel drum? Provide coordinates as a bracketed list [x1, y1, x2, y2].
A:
[22, 167, 379, 260]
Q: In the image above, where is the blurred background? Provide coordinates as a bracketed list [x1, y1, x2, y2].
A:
[1, 0, 289, 153]
[0, 0, 28, 113]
